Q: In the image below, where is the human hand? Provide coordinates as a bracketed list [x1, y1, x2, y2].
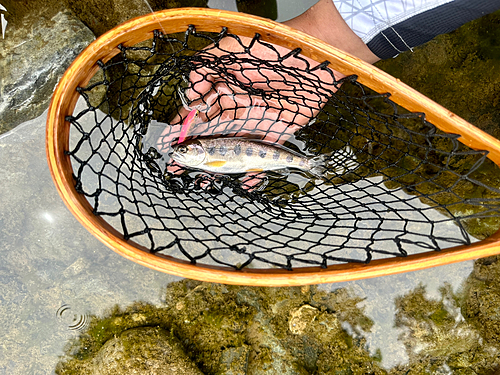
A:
[156, 34, 344, 189]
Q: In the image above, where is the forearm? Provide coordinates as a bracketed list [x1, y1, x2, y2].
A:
[282, 0, 380, 64]
[283, 0, 500, 63]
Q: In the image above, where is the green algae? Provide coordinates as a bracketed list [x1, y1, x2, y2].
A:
[376, 10, 500, 142]
[461, 256, 500, 347]
[55, 268, 500, 374]
[388, 282, 500, 374]
[61, 302, 172, 362]
[56, 280, 386, 375]
[56, 326, 203, 375]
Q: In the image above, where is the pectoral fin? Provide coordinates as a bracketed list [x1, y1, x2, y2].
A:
[205, 160, 227, 168]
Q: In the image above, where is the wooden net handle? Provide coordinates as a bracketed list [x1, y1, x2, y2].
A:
[46, 8, 500, 286]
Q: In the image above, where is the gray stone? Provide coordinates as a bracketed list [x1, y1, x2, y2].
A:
[0, 9, 94, 133]
[88, 327, 203, 375]
[63, 0, 209, 37]
[219, 345, 250, 375]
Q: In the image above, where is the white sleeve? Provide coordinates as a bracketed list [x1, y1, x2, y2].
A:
[333, 0, 500, 59]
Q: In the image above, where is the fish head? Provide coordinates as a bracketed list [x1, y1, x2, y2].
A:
[171, 140, 206, 167]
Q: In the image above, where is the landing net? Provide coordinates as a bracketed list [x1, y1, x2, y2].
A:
[64, 26, 500, 272]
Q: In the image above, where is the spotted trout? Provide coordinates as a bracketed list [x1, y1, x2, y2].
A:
[170, 138, 356, 177]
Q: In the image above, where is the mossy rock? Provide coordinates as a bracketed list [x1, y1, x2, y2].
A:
[63, 0, 209, 37]
[461, 256, 500, 346]
[375, 10, 500, 141]
[389, 282, 500, 374]
[56, 280, 386, 375]
[56, 326, 203, 375]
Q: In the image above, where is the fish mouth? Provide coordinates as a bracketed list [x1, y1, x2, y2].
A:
[167, 150, 182, 163]
[168, 151, 182, 162]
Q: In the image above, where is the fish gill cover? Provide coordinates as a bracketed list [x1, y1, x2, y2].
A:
[65, 27, 500, 270]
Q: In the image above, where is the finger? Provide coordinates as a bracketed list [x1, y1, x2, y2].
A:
[186, 68, 216, 103]
[241, 172, 267, 191]
[157, 123, 182, 152]
[165, 161, 185, 175]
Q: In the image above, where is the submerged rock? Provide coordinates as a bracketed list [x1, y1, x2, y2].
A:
[389, 281, 500, 374]
[57, 326, 203, 374]
[0, 9, 94, 133]
[375, 10, 500, 141]
[462, 255, 500, 346]
[56, 281, 385, 375]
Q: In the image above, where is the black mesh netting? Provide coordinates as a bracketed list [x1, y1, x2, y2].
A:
[67, 27, 500, 270]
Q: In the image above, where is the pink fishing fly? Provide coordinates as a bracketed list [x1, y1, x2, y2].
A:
[178, 108, 199, 144]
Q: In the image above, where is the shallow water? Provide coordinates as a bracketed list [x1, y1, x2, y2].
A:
[2, 1, 500, 374]
[0, 102, 484, 373]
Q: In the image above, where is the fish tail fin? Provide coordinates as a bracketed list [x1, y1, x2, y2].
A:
[309, 146, 358, 178]
[309, 154, 328, 178]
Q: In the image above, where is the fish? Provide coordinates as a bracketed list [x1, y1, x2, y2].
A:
[170, 138, 357, 177]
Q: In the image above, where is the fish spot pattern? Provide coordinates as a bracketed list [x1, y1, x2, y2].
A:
[246, 147, 253, 157]
[219, 145, 227, 156]
[259, 150, 267, 158]
[286, 155, 293, 163]
[234, 144, 241, 156]
[207, 146, 216, 155]
[273, 150, 280, 161]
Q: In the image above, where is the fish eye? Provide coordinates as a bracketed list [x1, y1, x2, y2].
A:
[177, 145, 188, 154]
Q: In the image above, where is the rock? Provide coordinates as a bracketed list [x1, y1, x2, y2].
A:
[219, 345, 250, 375]
[288, 304, 318, 335]
[236, 0, 278, 20]
[63, 0, 209, 37]
[0, 9, 94, 133]
[82, 327, 203, 375]
[462, 256, 500, 346]
[56, 282, 387, 375]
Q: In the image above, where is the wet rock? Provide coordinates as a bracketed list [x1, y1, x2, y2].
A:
[219, 345, 250, 375]
[0, 9, 94, 133]
[64, 0, 209, 37]
[59, 326, 203, 375]
[57, 281, 386, 375]
[462, 256, 500, 346]
[288, 304, 318, 335]
[389, 282, 500, 374]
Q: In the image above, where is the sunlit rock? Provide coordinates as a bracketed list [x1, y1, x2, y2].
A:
[0, 9, 94, 133]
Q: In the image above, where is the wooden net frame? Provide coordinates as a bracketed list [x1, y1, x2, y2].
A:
[46, 8, 500, 286]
